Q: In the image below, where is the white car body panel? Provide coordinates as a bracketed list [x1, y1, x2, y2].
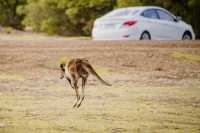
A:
[92, 6, 195, 40]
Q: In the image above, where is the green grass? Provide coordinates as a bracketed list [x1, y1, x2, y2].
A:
[170, 52, 200, 64]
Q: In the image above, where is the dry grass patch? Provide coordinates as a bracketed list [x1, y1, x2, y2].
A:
[0, 84, 200, 133]
[171, 52, 200, 64]
[0, 73, 25, 81]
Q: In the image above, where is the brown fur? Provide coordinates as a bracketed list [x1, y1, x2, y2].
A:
[60, 58, 111, 108]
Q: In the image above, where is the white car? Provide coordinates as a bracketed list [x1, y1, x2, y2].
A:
[92, 6, 195, 40]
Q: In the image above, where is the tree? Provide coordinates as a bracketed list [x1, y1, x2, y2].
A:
[21, 0, 76, 35]
[0, 0, 26, 29]
[117, 0, 142, 7]
[9, 0, 199, 38]
[64, 0, 116, 35]
[188, 0, 200, 38]
[21, 0, 116, 36]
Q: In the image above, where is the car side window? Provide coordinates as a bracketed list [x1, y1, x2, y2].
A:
[141, 9, 158, 19]
[156, 9, 175, 22]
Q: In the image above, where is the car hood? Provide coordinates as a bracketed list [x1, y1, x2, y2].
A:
[179, 20, 192, 28]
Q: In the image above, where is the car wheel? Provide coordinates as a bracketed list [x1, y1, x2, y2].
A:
[182, 32, 192, 40]
[140, 31, 151, 40]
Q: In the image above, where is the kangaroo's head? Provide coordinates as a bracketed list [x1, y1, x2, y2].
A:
[60, 63, 66, 79]
[59, 61, 73, 88]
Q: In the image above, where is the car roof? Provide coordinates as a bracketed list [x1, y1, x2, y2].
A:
[99, 6, 169, 19]
[117, 6, 164, 11]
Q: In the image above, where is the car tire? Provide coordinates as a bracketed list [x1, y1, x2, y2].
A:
[140, 31, 151, 40]
[182, 32, 192, 40]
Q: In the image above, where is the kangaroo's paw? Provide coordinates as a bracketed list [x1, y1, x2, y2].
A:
[77, 103, 82, 108]
[73, 103, 77, 108]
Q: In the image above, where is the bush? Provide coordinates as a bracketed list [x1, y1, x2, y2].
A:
[3, 27, 13, 34]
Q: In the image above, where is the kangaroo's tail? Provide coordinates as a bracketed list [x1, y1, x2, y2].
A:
[82, 62, 111, 86]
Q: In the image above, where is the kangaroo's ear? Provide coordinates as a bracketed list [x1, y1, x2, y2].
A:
[59, 57, 67, 66]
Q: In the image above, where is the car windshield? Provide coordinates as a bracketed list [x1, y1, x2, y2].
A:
[103, 8, 139, 18]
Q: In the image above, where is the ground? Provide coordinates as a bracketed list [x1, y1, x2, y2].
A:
[0, 34, 200, 133]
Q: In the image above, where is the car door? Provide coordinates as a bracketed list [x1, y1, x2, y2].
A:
[155, 9, 182, 40]
[140, 9, 161, 39]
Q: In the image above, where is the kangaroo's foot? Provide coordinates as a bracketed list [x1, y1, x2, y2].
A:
[77, 97, 85, 108]
[73, 103, 77, 108]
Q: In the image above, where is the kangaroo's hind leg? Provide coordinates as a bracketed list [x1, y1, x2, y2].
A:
[72, 76, 80, 108]
[77, 75, 88, 108]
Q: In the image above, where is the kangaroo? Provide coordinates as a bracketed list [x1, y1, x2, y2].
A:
[60, 58, 111, 108]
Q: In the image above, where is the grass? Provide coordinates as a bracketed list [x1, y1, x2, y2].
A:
[0, 42, 200, 133]
[93, 65, 111, 76]
[0, 73, 25, 81]
[0, 82, 199, 133]
[0, 63, 199, 133]
[170, 52, 200, 64]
